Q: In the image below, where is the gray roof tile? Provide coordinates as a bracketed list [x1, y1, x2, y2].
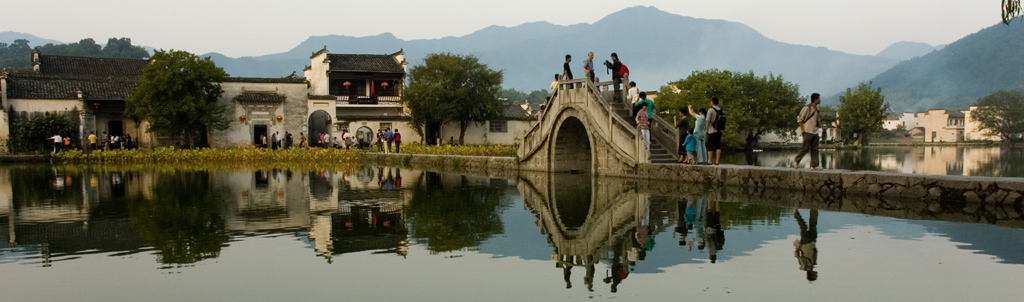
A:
[326, 54, 404, 73]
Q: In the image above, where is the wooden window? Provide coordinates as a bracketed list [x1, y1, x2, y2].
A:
[489, 120, 508, 133]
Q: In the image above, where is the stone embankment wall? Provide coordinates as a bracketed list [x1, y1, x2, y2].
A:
[366, 153, 1024, 205]
[637, 163, 1024, 204]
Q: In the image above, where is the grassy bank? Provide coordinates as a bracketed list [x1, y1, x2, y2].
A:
[48, 144, 518, 165]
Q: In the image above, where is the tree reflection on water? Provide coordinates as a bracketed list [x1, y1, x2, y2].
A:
[405, 172, 513, 254]
[128, 171, 230, 266]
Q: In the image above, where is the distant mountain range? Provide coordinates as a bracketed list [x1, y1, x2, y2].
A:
[0, 31, 64, 46]
[852, 17, 1024, 112]
[201, 6, 900, 97]
[875, 41, 944, 61]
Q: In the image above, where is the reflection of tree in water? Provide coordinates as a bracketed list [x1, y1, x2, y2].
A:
[128, 172, 229, 265]
[970, 148, 1024, 177]
[406, 173, 512, 253]
[717, 202, 789, 229]
[835, 149, 880, 171]
[9, 166, 83, 207]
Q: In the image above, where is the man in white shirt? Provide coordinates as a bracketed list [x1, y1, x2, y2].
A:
[794, 93, 822, 169]
[49, 134, 62, 153]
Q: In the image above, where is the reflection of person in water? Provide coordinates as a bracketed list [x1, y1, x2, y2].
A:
[705, 200, 724, 263]
[676, 199, 693, 246]
[603, 257, 628, 293]
[690, 198, 707, 251]
[395, 169, 402, 187]
[562, 261, 573, 289]
[794, 209, 819, 281]
[584, 263, 595, 292]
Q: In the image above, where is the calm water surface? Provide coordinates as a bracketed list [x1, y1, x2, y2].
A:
[1, 165, 1023, 301]
[723, 146, 1024, 177]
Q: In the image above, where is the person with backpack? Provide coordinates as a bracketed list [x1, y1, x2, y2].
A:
[705, 97, 726, 165]
[394, 129, 402, 153]
[795, 93, 823, 170]
[604, 53, 626, 104]
[384, 128, 395, 154]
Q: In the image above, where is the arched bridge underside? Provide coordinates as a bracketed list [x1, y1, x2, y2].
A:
[518, 79, 678, 176]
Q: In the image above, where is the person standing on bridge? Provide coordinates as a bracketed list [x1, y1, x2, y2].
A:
[689, 106, 709, 164]
[676, 108, 690, 163]
[795, 93, 823, 170]
[550, 74, 560, 97]
[705, 97, 724, 165]
[562, 54, 574, 89]
[636, 100, 651, 151]
[604, 53, 623, 104]
[582, 52, 595, 85]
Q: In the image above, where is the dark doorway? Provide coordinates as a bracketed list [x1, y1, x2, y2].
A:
[425, 121, 441, 145]
[308, 110, 331, 148]
[253, 125, 268, 147]
[356, 126, 373, 149]
[108, 120, 124, 137]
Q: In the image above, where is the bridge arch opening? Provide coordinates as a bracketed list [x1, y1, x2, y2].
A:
[552, 174, 592, 231]
[551, 116, 592, 174]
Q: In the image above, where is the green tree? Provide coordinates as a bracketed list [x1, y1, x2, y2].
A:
[527, 89, 549, 104]
[1005, 0, 1021, 24]
[838, 82, 890, 145]
[129, 171, 229, 265]
[656, 69, 803, 149]
[405, 53, 507, 145]
[0, 39, 33, 67]
[406, 173, 512, 253]
[971, 90, 1024, 141]
[7, 112, 78, 153]
[126, 50, 229, 148]
[101, 37, 150, 59]
[36, 38, 103, 57]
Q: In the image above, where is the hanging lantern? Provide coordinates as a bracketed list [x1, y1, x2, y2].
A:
[276, 115, 283, 122]
[92, 102, 100, 109]
[343, 81, 351, 88]
[381, 81, 389, 88]
[239, 115, 246, 122]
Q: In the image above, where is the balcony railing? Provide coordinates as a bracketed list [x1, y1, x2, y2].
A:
[336, 95, 402, 106]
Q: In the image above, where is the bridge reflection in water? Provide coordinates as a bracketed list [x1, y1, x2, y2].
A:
[518, 171, 1024, 291]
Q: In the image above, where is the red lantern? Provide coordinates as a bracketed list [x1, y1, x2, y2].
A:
[92, 102, 100, 109]
[239, 115, 246, 122]
[343, 81, 351, 88]
[276, 115, 283, 122]
[381, 82, 389, 88]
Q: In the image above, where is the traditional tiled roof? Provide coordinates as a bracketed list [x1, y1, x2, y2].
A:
[326, 54, 404, 73]
[947, 110, 965, 118]
[234, 92, 286, 103]
[225, 76, 306, 84]
[37, 55, 149, 77]
[4, 74, 138, 100]
[0, 67, 34, 75]
[502, 104, 530, 119]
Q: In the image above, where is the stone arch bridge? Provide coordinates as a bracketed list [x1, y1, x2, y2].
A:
[517, 78, 678, 176]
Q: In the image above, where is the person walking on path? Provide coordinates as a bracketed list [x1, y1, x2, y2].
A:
[688, 105, 708, 164]
[384, 128, 395, 154]
[49, 134, 62, 153]
[394, 129, 402, 153]
[795, 93, 823, 170]
[582, 52, 595, 84]
[705, 97, 724, 165]
[88, 132, 97, 151]
[636, 102, 651, 151]
[562, 54, 574, 89]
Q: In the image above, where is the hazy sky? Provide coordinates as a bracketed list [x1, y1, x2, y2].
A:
[0, 0, 1002, 58]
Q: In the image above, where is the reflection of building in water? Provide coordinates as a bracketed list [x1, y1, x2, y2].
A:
[963, 147, 1001, 176]
[218, 170, 311, 232]
[0, 168, 149, 259]
[914, 146, 965, 176]
[307, 167, 416, 263]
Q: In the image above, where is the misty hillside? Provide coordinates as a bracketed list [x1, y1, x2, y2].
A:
[875, 41, 944, 61]
[857, 18, 1024, 112]
[0, 31, 63, 45]
[205, 6, 897, 95]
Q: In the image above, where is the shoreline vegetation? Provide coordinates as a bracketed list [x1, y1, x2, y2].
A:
[42, 144, 518, 165]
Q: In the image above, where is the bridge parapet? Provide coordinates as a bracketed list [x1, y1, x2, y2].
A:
[518, 78, 647, 175]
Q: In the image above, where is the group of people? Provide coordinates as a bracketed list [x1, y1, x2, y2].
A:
[258, 131, 295, 149]
[669, 97, 725, 165]
[49, 131, 136, 153]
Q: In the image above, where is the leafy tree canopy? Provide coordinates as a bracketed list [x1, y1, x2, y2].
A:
[1005, 0, 1021, 24]
[126, 50, 228, 148]
[405, 53, 508, 144]
[971, 89, 1024, 141]
[500, 87, 549, 104]
[838, 82, 890, 145]
[0, 37, 149, 68]
[656, 69, 804, 149]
